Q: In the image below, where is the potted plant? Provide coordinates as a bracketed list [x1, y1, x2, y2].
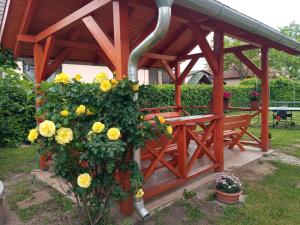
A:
[214, 172, 242, 203]
[249, 90, 260, 109]
[223, 91, 232, 110]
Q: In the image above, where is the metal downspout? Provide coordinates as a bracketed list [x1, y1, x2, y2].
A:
[127, 0, 174, 220]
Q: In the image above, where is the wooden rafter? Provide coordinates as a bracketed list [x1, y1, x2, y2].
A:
[233, 51, 262, 78]
[14, 0, 37, 57]
[40, 36, 56, 80]
[190, 23, 218, 75]
[178, 56, 199, 84]
[82, 15, 116, 66]
[160, 60, 176, 82]
[35, 0, 112, 42]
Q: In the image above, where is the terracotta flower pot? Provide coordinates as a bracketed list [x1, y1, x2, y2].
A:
[214, 186, 242, 203]
[250, 100, 260, 109]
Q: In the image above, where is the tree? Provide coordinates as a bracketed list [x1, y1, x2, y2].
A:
[269, 22, 300, 79]
[223, 22, 300, 79]
[0, 47, 18, 70]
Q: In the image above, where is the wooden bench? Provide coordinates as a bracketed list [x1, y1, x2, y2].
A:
[223, 114, 252, 151]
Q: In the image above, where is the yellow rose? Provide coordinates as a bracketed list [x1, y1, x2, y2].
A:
[54, 72, 70, 84]
[158, 116, 165, 124]
[135, 188, 144, 199]
[55, 127, 73, 145]
[74, 74, 81, 82]
[100, 80, 112, 92]
[140, 115, 144, 120]
[95, 72, 108, 83]
[77, 173, 92, 188]
[60, 110, 69, 117]
[28, 128, 38, 143]
[111, 79, 118, 86]
[132, 84, 140, 92]
[86, 109, 94, 116]
[107, 128, 121, 141]
[39, 120, 56, 137]
[76, 105, 86, 115]
[166, 126, 173, 135]
[92, 122, 105, 133]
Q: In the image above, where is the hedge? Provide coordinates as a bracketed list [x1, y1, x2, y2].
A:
[0, 74, 36, 147]
[139, 77, 300, 112]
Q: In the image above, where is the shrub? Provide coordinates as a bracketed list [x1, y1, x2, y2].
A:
[0, 72, 35, 147]
[29, 74, 169, 225]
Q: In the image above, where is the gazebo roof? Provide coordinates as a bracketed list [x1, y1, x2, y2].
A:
[0, 0, 299, 68]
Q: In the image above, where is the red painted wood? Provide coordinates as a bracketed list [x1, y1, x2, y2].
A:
[82, 16, 116, 66]
[13, 0, 37, 57]
[113, 0, 130, 79]
[35, 0, 112, 42]
[160, 60, 176, 82]
[34, 43, 43, 83]
[261, 47, 269, 151]
[175, 63, 181, 107]
[233, 51, 262, 78]
[40, 36, 56, 81]
[212, 31, 224, 171]
[178, 56, 199, 84]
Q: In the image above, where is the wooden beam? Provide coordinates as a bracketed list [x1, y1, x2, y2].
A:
[56, 39, 97, 50]
[17, 34, 36, 43]
[146, 24, 189, 67]
[46, 49, 73, 77]
[233, 51, 262, 78]
[40, 36, 56, 80]
[160, 60, 176, 82]
[95, 51, 115, 72]
[14, 0, 37, 57]
[190, 23, 218, 75]
[175, 62, 181, 106]
[212, 31, 224, 171]
[82, 15, 116, 66]
[33, 43, 44, 83]
[113, 0, 129, 79]
[35, 0, 112, 42]
[179, 44, 258, 61]
[260, 47, 269, 152]
[178, 56, 199, 84]
[144, 53, 176, 61]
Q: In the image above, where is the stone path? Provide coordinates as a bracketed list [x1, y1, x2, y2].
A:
[263, 151, 300, 166]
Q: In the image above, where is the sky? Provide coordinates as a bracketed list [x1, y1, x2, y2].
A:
[183, 0, 300, 72]
[218, 0, 300, 30]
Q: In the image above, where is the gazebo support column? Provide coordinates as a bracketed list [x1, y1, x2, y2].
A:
[175, 62, 181, 107]
[261, 47, 269, 151]
[212, 31, 224, 171]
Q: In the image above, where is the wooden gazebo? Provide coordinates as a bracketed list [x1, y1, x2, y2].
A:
[1, 0, 300, 216]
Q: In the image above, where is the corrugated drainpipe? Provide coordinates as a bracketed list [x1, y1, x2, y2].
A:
[128, 0, 174, 220]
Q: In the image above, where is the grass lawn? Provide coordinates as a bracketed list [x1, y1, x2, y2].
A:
[0, 145, 38, 180]
[215, 162, 300, 225]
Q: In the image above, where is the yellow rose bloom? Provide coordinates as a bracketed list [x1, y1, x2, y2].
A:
[132, 84, 140, 92]
[166, 126, 173, 135]
[86, 109, 94, 116]
[60, 110, 69, 117]
[39, 120, 56, 137]
[95, 72, 108, 83]
[54, 72, 70, 84]
[111, 79, 118, 86]
[76, 105, 86, 115]
[28, 128, 38, 143]
[135, 188, 144, 199]
[92, 122, 105, 133]
[55, 127, 73, 145]
[100, 79, 112, 92]
[107, 128, 121, 141]
[77, 173, 92, 188]
[74, 74, 81, 82]
[158, 116, 165, 124]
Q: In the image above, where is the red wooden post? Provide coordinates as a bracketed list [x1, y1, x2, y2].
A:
[261, 47, 269, 151]
[113, 0, 130, 79]
[213, 31, 224, 171]
[177, 125, 187, 177]
[175, 62, 181, 107]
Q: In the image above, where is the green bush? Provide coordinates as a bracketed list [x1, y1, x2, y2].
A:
[0, 73, 35, 147]
[139, 77, 300, 113]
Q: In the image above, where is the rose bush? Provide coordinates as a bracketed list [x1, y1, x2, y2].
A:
[28, 73, 169, 225]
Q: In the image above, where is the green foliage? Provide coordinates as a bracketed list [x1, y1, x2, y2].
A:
[0, 47, 18, 70]
[32, 77, 168, 225]
[139, 78, 300, 111]
[0, 73, 36, 147]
